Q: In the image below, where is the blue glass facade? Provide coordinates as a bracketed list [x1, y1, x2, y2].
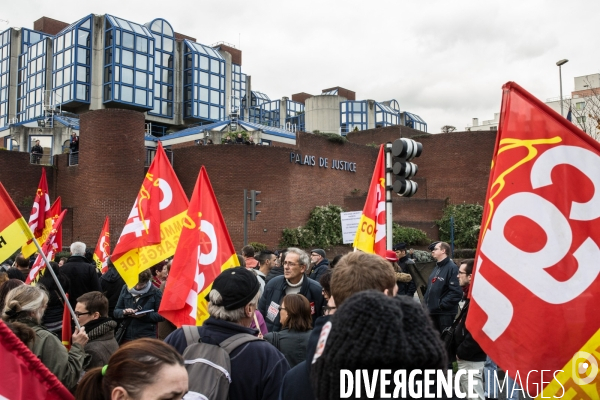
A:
[103, 15, 154, 109]
[340, 101, 367, 134]
[52, 15, 93, 106]
[147, 18, 174, 118]
[0, 30, 10, 128]
[249, 99, 279, 127]
[17, 29, 50, 123]
[285, 100, 304, 131]
[231, 63, 243, 113]
[375, 100, 400, 127]
[404, 112, 427, 132]
[183, 40, 225, 122]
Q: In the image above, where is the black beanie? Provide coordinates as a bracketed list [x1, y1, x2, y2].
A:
[207, 267, 260, 310]
[310, 290, 447, 399]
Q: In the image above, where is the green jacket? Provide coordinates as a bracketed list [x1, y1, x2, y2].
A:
[22, 319, 89, 390]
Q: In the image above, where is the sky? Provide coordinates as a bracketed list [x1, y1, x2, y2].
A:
[3, 0, 600, 133]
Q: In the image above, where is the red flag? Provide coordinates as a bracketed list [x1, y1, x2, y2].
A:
[26, 209, 67, 284]
[22, 169, 50, 257]
[0, 182, 34, 263]
[0, 320, 74, 400]
[112, 142, 189, 288]
[61, 293, 71, 349]
[467, 82, 600, 397]
[352, 144, 386, 256]
[21, 197, 62, 259]
[159, 166, 240, 327]
[93, 216, 110, 274]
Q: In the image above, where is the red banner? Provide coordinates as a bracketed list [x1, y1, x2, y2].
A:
[22, 169, 50, 257]
[61, 293, 71, 350]
[26, 209, 67, 284]
[467, 82, 600, 397]
[93, 216, 110, 274]
[112, 142, 189, 288]
[159, 166, 239, 327]
[0, 320, 74, 400]
[0, 182, 34, 263]
[353, 144, 386, 256]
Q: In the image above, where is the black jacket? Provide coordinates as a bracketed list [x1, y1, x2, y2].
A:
[165, 318, 289, 400]
[452, 299, 486, 362]
[265, 266, 284, 283]
[258, 275, 325, 332]
[113, 284, 164, 340]
[397, 255, 417, 297]
[100, 267, 125, 317]
[423, 257, 462, 315]
[308, 259, 329, 282]
[61, 255, 102, 310]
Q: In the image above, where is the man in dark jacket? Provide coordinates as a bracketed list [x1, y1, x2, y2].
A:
[258, 248, 324, 332]
[75, 291, 118, 370]
[100, 258, 125, 320]
[423, 241, 462, 333]
[307, 249, 329, 282]
[165, 267, 289, 400]
[394, 243, 416, 298]
[61, 242, 102, 310]
[453, 258, 486, 399]
[265, 250, 285, 283]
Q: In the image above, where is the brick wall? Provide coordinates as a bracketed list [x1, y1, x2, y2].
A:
[346, 125, 429, 145]
[55, 109, 146, 246]
[33, 17, 69, 35]
[1, 123, 496, 251]
[218, 44, 242, 65]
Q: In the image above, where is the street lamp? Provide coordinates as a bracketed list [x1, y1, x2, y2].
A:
[556, 59, 569, 117]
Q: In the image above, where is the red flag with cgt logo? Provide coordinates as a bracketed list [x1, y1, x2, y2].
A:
[467, 82, 600, 398]
[159, 166, 239, 327]
[112, 142, 189, 288]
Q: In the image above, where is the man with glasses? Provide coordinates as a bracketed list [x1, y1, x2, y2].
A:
[75, 291, 118, 370]
[423, 241, 462, 334]
[452, 259, 487, 399]
[258, 247, 325, 332]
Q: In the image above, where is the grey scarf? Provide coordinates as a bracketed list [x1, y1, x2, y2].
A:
[128, 280, 151, 296]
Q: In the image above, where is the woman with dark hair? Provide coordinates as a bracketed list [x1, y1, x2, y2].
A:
[264, 293, 312, 367]
[319, 270, 332, 301]
[75, 338, 188, 400]
[114, 269, 164, 342]
[150, 261, 168, 289]
[0, 279, 24, 312]
[38, 262, 70, 334]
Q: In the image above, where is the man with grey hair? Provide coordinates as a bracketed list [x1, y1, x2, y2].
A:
[164, 267, 289, 400]
[61, 241, 102, 310]
[258, 247, 325, 332]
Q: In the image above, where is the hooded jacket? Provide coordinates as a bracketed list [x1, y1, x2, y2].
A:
[84, 318, 119, 370]
[100, 266, 125, 317]
[113, 284, 165, 340]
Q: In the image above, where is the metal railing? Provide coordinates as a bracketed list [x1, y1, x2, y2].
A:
[68, 151, 79, 166]
[30, 153, 52, 166]
[145, 148, 173, 167]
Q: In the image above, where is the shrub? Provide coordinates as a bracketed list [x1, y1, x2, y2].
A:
[411, 250, 435, 263]
[249, 242, 267, 252]
[435, 203, 484, 249]
[280, 204, 344, 248]
[392, 224, 430, 246]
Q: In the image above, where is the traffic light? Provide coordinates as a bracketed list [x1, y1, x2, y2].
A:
[250, 190, 261, 220]
[391, 138, 422, 197]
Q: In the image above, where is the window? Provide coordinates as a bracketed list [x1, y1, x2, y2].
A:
[577, 116, 586, 123]
[576, 102, 585, 110]
[147, 18, 174, 118]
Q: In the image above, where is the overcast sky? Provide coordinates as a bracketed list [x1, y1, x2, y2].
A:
[3, 0, 599, 133]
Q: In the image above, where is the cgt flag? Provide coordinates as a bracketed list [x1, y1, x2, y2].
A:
[112, 141, 189, 288]
[21, 169, 50, 257]
[0, 182, 34, 262]
[26, 209, 67, 284]
[22, 197, 63, 261]
[93, 216, 110, 274]
[467, 82, 600, 397]
[0, 320, 74, 400]
[159, 166, 239, 327]
[353, 144, 386, 257]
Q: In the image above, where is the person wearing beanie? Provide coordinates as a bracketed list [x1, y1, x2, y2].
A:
[307, 249, 329, 282]
[310, 290, 448, 400]
[392, 243, 417, 298]
[164, 267, 289, 400]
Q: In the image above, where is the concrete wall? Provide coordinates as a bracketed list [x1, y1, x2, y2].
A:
[305, 95, 346, 134]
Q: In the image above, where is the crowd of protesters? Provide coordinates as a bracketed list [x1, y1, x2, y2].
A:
[0, 241, 504, 399]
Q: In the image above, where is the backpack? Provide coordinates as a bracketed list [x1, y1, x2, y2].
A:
[181, 325, 262, 400]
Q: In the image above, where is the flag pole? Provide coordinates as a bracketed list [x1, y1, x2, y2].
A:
[29, 236, 80, 330]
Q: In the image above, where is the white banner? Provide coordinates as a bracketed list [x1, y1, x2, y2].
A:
[340, 211, 363, 244]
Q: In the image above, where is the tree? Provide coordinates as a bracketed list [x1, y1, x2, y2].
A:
[561, 76, 600, 141]
[441, 125, 456, 133]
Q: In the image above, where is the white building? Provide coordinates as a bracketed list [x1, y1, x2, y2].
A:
[466, 113, 499, 131]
